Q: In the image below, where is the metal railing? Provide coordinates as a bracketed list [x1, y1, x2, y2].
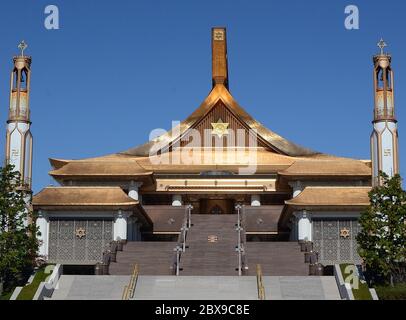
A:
[122, 264, 139, 300]
[171, 204, 193, 276]
[95, 239, 126, 275]
[235, 204, 248, 276]
[256, 264, 266, 300]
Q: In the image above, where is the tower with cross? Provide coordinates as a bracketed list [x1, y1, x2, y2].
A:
[370, 38, 399, 185]
[5, 40, 33, 193]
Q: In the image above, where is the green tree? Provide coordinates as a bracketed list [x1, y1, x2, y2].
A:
[357, 172, 406, 286]
[0, 164, 39, 291]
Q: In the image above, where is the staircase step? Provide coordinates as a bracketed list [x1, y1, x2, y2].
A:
[179, 215, 239, 276]
[245, 242, 309, 276]
[109, 241, 176, 275]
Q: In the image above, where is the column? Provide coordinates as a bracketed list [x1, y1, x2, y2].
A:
[135, 222, 141, 241]
[172, 194, 183, 206]
[290, 181, 303, 198]
[251, 195, 261, 207]
[128, 181, 143, 201]
[114, 210, 128, 241]
[294, 210, 312, 241]
[127, 216, 140, 241]
[37, 211, 49, 257]
[289, 216, 298, 241]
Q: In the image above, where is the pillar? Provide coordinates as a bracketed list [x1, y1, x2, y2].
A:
[172, 194, 183, 206]
[294, 210, 312, 241]
[127, 216, 141, 241]
[128, 181, 143, 201]
[37, 211, 49, 257]
[251, 195, 261, 206]
[290, 181, 303, 198]
[114, 210, 128, 241]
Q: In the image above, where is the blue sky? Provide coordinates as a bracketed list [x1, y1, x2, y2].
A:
[0, 0, 405, 193]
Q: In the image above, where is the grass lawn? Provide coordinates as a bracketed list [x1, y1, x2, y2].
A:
[16, 267, 50, 300]
[375, 283, 406, 300]
[340, 264, 373, 300]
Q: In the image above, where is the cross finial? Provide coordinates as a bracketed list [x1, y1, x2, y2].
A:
[18, 40, 28, 57]
[377, 38, 387, 55]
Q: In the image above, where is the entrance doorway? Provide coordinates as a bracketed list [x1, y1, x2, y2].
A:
[199, 198, 235, 214]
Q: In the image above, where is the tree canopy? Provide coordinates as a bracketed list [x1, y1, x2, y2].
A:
[357, 172, 406, 285]
[0, 164, 39, 290]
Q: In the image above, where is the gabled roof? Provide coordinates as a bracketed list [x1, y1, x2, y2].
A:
[33, 186, 138, 208]
[49, 156, 152, 179]
[278, 186, 371, 228]
[285, 186, 371, 207]
[47, 28, 371, 180]
[120, 84, 319, 158]
[33, 186, 153, 225]
[279, 159, 372, 179]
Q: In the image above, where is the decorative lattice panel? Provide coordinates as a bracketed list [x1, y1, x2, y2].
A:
[312, 218, 361, 265]
[48, 219, 113, 263]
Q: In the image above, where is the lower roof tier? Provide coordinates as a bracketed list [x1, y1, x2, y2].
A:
[48, 148, 372, 184]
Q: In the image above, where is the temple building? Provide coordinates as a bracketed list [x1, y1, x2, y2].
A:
[18, 29, 398, 274]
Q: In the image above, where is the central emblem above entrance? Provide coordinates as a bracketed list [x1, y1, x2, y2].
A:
[211, 118, 229, 138]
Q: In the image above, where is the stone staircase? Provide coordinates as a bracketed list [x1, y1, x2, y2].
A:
[180, 215, 239, 276]
[245, 242, 309, 276]
[108, 242, 176, 275]
[108, 217, 309, 277]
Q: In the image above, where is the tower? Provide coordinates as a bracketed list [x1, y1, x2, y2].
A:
[371, 39, 399, 186]
[5, 41, 33, 192]
[212, 27, 229, 89]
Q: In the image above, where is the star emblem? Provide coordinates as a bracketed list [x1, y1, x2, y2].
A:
[211, 118, 229, 138]
[340, 228, 350, 239]
[75, 227, 86, 239]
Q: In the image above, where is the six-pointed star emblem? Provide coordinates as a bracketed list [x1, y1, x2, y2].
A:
[211, 118, 229, 138]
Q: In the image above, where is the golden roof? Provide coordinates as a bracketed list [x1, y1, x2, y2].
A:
[49, 156, 152, 180]
[47, 29, 371, 180]
[135, 147, 296, 174]
[120, 84, 319, 158]
[285, 187, 371, 207]
[279, 159, 372, 178]
[49, 147, 371, 179]
[33, 186, 138, 209]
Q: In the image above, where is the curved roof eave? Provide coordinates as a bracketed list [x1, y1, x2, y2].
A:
[119, 84, 321, 158]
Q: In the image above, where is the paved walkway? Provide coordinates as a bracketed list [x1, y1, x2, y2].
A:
[51, 275, 130, 300]
[263, 276, 341, 300]
[134, 276, 258, 300]
[50, 275, 341, 300]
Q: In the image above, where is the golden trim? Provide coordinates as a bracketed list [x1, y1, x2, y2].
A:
[156, 178, 276, 192]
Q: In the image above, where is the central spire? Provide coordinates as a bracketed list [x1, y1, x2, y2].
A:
[212, 27, 229, 89]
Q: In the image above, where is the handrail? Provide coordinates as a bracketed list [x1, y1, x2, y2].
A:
[171, 204, 193, 275]
[256, 264, 266, 300]
[240, 205, 248, 274]
[122, 264, 139, 300]
[235, 204, 248, 276]
[122, 285, 129, 300]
